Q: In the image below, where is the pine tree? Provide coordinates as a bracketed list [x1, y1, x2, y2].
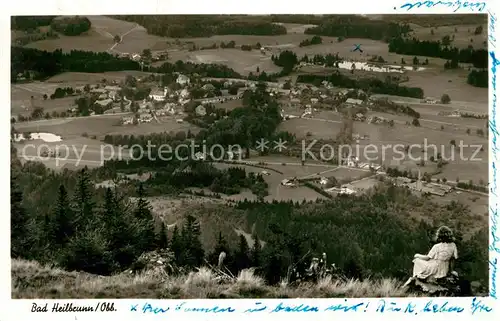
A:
[71, 168, 95, 229]
[51, 185, 74, 247]
[101, 187, 136, 270]
[170, 225, 183, 263]
[156, 222, 168, 250]
[251, 232, 262, 268]
[133, 183, 156, 252]
[210, 231, 230, 265]
[235, 234, 251, 271]
[180, 215, 204, 268]
[11, 175, 29, 258]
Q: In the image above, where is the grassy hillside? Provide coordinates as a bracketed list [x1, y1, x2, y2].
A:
[12, 259, 412, 299]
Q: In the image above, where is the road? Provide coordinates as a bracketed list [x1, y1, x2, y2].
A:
[108, 24, 140, 53]
[298, 113, 484, 131]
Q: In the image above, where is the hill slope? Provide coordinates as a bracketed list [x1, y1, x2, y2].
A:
[12, 259, 411, 299]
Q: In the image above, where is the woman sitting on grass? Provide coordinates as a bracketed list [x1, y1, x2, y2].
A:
[404, 226, 458, 287]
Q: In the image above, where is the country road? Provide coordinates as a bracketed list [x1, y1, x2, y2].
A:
[108, 24, 140, 53]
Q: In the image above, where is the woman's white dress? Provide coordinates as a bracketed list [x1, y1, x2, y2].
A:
[412, 242, 458, 280]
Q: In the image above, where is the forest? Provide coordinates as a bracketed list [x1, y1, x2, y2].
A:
[11, 47, 243, 82]
[11, 16, 56, 31]
[50, 16, 92, 36]
[112, 15, 287, 38]
[305, 16, 411, 41]
[10, 154, 489, 288]
[467, 70, 488, 88]
[388, 37, 488, 69]
[297, 73, 425, 99]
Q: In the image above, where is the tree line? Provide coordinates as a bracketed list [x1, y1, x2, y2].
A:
[388, 37, 488, 69]
[297, 73, 424, 99]
[305, 16, 411, 41]
[11, 47, 243, 82]
[299, 36, 323, 47]
[11, 16, 56, 31]
[112, 15, 287, 38]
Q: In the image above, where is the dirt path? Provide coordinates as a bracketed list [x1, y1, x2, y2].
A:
[108, 24, 140, 53]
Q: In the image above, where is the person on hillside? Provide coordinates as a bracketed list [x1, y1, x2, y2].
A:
[404, 226, 458, 287]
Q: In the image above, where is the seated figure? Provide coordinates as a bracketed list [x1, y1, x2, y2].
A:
[404, 226, 458, 286]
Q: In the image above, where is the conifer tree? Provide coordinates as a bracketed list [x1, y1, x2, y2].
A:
[180, 215, 204, 268]
[11, 175, 29, 258]
[71, 168, 95, 229]
[251, 232, 262, 268]
[235, 234, 251, 271]
[133, 183, 156, 252]
[210, 231, 231, 265]
[170, 225, 183, 263]
[156, 222, 168, 250]
[51, 185, 74, 247]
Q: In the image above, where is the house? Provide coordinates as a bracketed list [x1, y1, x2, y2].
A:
[98, 93, 108, 100]
[131, 53, 141, 61]
[180, 88, 190, 99]
[195, 105, 207, 116]
[202, 83, 216, 91]
[354, 113, 366, 121]
[176, 119, 184, 123]
[156, 109, 168, 116]
[176, 74, 191, 86]
[310, 98, 319, 104]
[91, 88, 107, 94]
[138, 113, 153, 123]
[281, 179, 297, 187]
[346, 156, 359, 167]
[108, 91, 118, 100]
[338, 185, 357, 195]
[149, 87, 168, 102]
[194, 152, 206, 161]
[95, 99, 113, 107]
[104, 85, 121, 92]
[320, 177, 329, 185]
[346, 98, 363, 105]
[122, 116, 134, 125]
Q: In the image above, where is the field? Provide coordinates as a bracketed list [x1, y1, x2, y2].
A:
[14, 114, 198, 139]
[45, 71, 155, 84]
[410, 24, 488, 50]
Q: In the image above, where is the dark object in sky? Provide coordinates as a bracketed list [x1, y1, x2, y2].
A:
[352, 44, 363, 53]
